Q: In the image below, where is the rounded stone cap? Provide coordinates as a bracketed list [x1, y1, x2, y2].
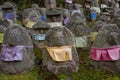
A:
[46, 8, 62, 16]
[1, 2, 15, 10]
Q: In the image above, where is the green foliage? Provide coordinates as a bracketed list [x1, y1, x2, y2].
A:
[0, 0, 86, 10]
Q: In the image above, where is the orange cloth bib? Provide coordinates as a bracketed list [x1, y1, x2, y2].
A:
[46, 46, 72, 62]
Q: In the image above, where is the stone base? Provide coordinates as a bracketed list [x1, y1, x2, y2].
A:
[90, 60, 120, 73]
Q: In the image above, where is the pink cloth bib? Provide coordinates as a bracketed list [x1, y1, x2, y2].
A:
[90, 45, 120, 61]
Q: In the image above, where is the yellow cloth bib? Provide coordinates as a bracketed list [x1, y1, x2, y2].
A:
[46, 46, 72, 62]
[26, 21, 36, 28]
[0, 13, 2, 19]
[0, 33, 4, 43]
[91, 32, 98, 41]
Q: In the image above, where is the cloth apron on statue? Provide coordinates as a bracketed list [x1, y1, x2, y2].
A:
[3, 12, 15, 19]
[74, 36, 88, 48]
[91, 32, 98, 41]
[0, 45, 33, 61]
[0, 33, 4, 43]
[26, 21, 36, 28]
[91, 45, 120, 61]
[46, 46, 72, 62]
[33, 34, 45, 41]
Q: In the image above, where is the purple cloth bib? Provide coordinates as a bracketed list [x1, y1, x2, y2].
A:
[63, 17, 69, 25]
[0, 45, 33, 61]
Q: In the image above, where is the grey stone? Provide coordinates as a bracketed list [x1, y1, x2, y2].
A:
[66, 13, 90, 36]
[42, 27, 79, 74]
[0, 19, 13, 33]
[46, 8, 62, 16]
[1, 2, 16, 23]
[1, 2, 15, 10]
[45, 0, 56, 10]
[111, 8, 120, 28]
[93, 24, 120, 48]
[91, 21, 107, 32]
[23, 8, 40, 22]
[0, 24, 34, 74]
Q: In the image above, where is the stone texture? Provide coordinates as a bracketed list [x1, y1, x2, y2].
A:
[66, 13, 90, 37]
[66, 13, 90, 48]
[0, 24, 34, 74]
[42, 26, 79, 74]
[93, 24, 120, 48]
[45, 0, 56, 10]
[1, 2, 16, 23]
[111, 8, 120, 28]
[90, 24, 120, 73]
[91, 21, 107, 32]
[0, 19, 13, 33]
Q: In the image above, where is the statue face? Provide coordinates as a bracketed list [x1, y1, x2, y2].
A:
[52, 32, 65, 46]
[65, 3, 73, 9]
[28, 12, 40, 22]
[47, 15, 62, 22]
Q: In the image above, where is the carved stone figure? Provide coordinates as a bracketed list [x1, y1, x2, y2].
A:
[66, 13, 90, 48]
[90, 24, 120, 73]
[42, 27, 79, 74]
[0, 24, 34, 74]
[1, 2, 16, 23]
[0, 19, 13, 43]
[32, 21, 50, 48]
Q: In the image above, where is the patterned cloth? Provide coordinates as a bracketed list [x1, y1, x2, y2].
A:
[91, 45, 120, 61]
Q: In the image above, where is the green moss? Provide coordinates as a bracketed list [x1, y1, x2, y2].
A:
[0, 67, 38, 80]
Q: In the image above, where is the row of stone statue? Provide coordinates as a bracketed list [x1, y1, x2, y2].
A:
[0, 0, 120, 77]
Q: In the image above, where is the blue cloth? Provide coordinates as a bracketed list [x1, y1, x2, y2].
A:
[33, 34, 45, 40]
[41, 16, 46, 22]
[3, 12, 15, 19]
[90, 12, 97, 19]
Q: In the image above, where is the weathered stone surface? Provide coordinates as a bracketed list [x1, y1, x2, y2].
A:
[16, 10, 23, 25]
[111, 8, 120, 28]
[0, 24, 34, 74]
[0, 19, 13, 43]
[45, 0, 56, 10]
[90, 24, 120, 73]
[66, 13, 90, 37]
[0, 19, 13, 33]
[23, 8, 40, 24]
[23, 8, 41, 36]
[1, 2, 16, 23]
[93, 24, 120, 48]
[66, 13, 90, 48]
[42, 27, 79, 74]
[91, 21, 107, 32]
